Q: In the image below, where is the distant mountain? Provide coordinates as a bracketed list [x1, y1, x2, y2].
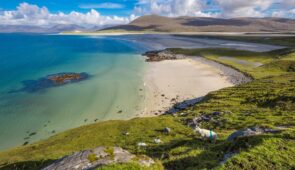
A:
[0, 24, 88, 33]
[100, 15, 295, 33]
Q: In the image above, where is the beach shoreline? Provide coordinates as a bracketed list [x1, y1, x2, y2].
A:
[139, 55, 251, 117]
[60, 31, 295, 37]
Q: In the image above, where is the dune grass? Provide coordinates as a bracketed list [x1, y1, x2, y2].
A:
[0, 46, 294, 170]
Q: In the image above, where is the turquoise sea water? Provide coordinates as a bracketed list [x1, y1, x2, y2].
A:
[0, 34, 147, 150]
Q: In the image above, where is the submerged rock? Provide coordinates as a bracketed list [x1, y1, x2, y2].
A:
[11, 72, 90, 93]
[42, 146, 155, 170]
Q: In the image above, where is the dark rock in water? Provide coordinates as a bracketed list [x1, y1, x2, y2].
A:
[117, 110, 123, 114]
[29, 132, 37, 136]
[41, 146, 155, 170]
[23, 141, 29, 146]
[10, 72, 90, 93]
[52, 130, 56, 134]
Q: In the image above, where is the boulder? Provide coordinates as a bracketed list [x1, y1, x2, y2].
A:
[42, 146, 154, 170]
[163, 127, 171, 134]
[227, 127, 281, 141]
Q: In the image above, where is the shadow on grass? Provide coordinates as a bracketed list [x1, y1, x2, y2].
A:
[144, 133, 285, 170]
[165, 97, 204, 114]
[0, 159, 54, 170]
[0, 133, 287, 170]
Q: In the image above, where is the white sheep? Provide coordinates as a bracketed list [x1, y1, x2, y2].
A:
[194, 126, 217, 142]
[154, 138, 162, 144]
[137, 142, 148, 147]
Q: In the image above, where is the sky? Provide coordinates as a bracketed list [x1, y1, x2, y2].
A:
[0, 0, 294, 27]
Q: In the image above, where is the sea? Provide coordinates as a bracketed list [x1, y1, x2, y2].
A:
[0, 34, 148, 150]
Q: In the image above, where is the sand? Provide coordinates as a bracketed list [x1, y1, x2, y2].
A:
[140, 58, 237, 116]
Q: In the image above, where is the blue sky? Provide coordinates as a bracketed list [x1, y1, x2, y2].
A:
[0, 0, 294, 27]
[0, 0, 138, 15]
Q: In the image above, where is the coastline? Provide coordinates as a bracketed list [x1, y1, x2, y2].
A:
[140, 56, 251, 116]
[60, 31, 295, 37]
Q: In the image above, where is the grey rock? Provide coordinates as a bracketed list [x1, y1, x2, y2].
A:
[186, 117, 199, 128]
[200, 115, 211, 122]
[163, 127, 171, 134]
[227, 127, 281, 141]
[42, 146, 154, 170]
[143, 50, 185, 62]
[212, 111, 222, 116]
[220, 152, 237, 165]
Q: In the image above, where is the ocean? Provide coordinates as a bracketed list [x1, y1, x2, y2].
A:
[0, 34, 147, 150]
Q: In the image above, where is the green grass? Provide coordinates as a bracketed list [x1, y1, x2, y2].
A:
[0, 46, 294, 170]
[88, 153, 98, 162]
[170, 47, 295, 79]
[96, 161, 164, 170]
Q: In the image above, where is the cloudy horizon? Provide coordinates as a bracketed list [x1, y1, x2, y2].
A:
[0, 0, 294, 27]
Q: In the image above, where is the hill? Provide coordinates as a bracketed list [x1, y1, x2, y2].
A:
[100, 15, 295, 33]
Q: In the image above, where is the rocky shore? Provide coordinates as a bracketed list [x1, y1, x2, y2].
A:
[143, 50, 185, 62]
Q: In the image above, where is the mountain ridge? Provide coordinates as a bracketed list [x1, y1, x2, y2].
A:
[100, 15, 295, 33]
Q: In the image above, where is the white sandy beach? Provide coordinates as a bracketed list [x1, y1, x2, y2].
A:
[141, 58, 237, 116]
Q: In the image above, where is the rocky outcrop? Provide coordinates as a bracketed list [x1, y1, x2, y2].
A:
[143, 50, 185, 62]
[227, 126, 282, 141]
[42, 147, 155, 170]
[10, 72, 89, 93]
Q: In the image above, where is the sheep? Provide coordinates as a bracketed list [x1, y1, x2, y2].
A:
[137, 142, 147, 147]
[154, 138, 162, 144]
[194, 126, 217, 142]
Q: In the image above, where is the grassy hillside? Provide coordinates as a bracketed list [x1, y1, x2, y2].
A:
[0, 47, 294, 169]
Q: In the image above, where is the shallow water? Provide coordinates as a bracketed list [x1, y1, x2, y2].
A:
[0, 34, 147, 150]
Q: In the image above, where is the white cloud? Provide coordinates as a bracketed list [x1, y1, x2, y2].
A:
[0, 2, 135, 27]
[133, 0, 295, 18]
[216, 0, 274, 17]
[134, 0, 216, 17]
[79, 3, 125, 9]
[0, 1, 294, 27]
